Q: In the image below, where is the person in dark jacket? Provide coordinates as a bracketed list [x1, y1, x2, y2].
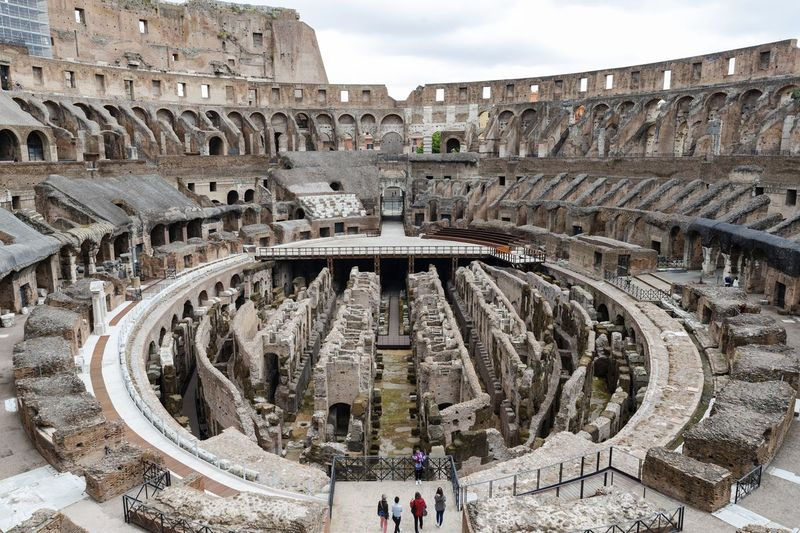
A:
[434, 487, 446, 527]
[377, 494, 389, 533]
[410, 491, 427, 533]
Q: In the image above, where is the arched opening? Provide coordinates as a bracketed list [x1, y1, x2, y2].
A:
[380, 132, 403, 154]
[182, 300, 194, 319]
[265, 353, 279, 403]
[330, 181, 342, 191]
[170, 314, 179, 331]
[187, 219, 203, 239]
[596, 304, 610, 323]
[198, 290, 208, 304]
[26, 131, 47, 161]
[208, 137, 224, 156]
[158, 327, 167, 345]
[227, 190, 239, 205]
[295, 113, 309, 129]
[328, 403, 351, 438]
[438, 403, 453, 411]
[242, 208, 258, 225]
[150, 224, 166, 247]
[244, 189, 255, 202]
[0, 129, 21, 161]
[214, 281, 225, 296]
[231, 274, 241, 288]
[294, 207, 305, 220]
[445, 138, 461, 153]
[614, 315, 625, 327]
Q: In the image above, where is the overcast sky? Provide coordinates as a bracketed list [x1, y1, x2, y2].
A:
[245, 0, 799, 99]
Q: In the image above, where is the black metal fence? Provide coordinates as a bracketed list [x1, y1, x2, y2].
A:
[603, 271, 669, 302]
[734, 465, 763, 503]
[576, 506, 685, 532]
[657, 256, 687, 270]
[329, 456, 460, 517]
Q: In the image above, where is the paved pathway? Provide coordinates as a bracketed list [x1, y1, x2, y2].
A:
[331, 480, 460, 533]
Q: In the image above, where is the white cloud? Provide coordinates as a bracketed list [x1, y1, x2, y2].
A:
[229, 0, 799, 99]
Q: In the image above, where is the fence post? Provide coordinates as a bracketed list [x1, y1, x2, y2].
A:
[580, 456, 585, 477]
[488, 480, 492, 499]
[512, 474, 517, 496]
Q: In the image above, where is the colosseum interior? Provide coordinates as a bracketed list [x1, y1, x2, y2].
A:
[1, 1, 800, 532]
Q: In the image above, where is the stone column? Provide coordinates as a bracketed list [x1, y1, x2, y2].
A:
[87, 246, 99, 275]
[90, 281, 108, 335]
[701, 246, 717, 277]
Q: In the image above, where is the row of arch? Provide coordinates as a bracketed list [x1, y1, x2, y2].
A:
[0, 129, 50, 162]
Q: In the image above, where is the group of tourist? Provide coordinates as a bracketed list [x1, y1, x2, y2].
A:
[375, 448, 447, 532]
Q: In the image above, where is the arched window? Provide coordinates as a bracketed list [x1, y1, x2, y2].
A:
[26, 131, 46, 161]
[208, 137, 224, 155]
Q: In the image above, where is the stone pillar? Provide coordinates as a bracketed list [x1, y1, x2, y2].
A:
[180, 223, 188, 242]
[701, 246, 717, 277]
[90, 281, 108, 335]
[721, 253, 732, 281]
[87, 246, 99, 275]
[66, 251, 78, 283]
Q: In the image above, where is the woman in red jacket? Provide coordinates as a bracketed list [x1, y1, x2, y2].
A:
[409, 491, 427, 533]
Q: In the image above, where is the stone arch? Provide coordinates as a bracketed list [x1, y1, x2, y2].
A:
[520, 108, 537, 130]
[242, 207, 258, 225]
[705, 92, 728, 115]
[244, 189, 255, 202]
[181, 109, 198, 127]
[271, 112, 288, 152]
[328, 403, 351, 437]
[1, 129, 24, 162]
[616, 100, 635, 119]
[381, 132, 403, 154]
[596, 304, 610, 323]
[445, 138, 461, 153]
[360, 113, 376, 134]
[182, 300, 194, 319]
[226, 189, 239, 204]
[26, 130, 48, 161]
[198, 290, 208, 305]
[775, 84, 799, 105]
[498, 110, 514, 131]
[380, 113, 403, 132]
[208, 136, 224, 156]
[150, 224, 166, 247]
[739, 88, 763, 115]
[231, 274, 241, 288]
[295, 113, 309, 129]
[214, 281, 225, 296]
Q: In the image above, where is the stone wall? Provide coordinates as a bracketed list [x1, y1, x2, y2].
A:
[454, 261, 556, 444]
[84, 444, 163, 502]
[312, 267, 379, 452]
[641, 447, 732, 512]
[408, 266, 490, 457]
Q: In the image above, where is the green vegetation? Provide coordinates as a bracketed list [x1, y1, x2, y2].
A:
[431, 131, 441, 153]
[791, 88, 800, 101]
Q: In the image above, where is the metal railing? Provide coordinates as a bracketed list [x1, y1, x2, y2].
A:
[657, 256, 687, 270]
[603, 271, 670, 302]
[733, 465, 762, 503]
[329, 455, 460, 516]
[256, 244, 545, 264]
[115, 255, 263, 484]
[458, 447, 643, 509]
[575, 506, 685, 532]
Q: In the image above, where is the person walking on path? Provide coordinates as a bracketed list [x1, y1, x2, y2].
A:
[434, 487, 446, 528]
[391, 496, 403, 533]
[378, 494, 389, 533]
[410, 491, 427, 533]
[412, 447, 426, 485]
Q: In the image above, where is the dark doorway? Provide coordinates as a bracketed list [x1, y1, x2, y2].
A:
[208, 137, 223, 155]
[328, 403, 351, 438]
[775, 282, 786, 308]
[0, 64, 9, 91]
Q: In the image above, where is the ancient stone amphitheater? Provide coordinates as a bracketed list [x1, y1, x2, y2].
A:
[0, 1, 799, 532]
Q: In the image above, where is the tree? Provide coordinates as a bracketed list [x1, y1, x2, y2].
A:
[431, 131, 441, 154]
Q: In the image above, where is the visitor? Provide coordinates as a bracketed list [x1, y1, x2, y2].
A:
[733, 277, 740, 288]
[724, 275, 733, 287]
[377, 494, 389, 533]
[410, 491, 427, 533]
[434, 487, 446, 527]
[392, 496, 403, 533]
[412, 447, 426, 485]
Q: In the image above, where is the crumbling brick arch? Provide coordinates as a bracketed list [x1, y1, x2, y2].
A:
[0, 128, 21, 161]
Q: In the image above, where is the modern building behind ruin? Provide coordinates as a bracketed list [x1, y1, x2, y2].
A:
[1, 1, 800, 531]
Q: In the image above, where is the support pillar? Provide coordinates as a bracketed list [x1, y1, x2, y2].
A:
[90, 281, 108, 335]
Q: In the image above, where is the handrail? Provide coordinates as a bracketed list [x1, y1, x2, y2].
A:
[603, 270, 670, 302]
[256, 244, 546, 264]
[114, 254, 274, 489]
[573, 506, 684, 532]
[457, 446, 643, 509]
